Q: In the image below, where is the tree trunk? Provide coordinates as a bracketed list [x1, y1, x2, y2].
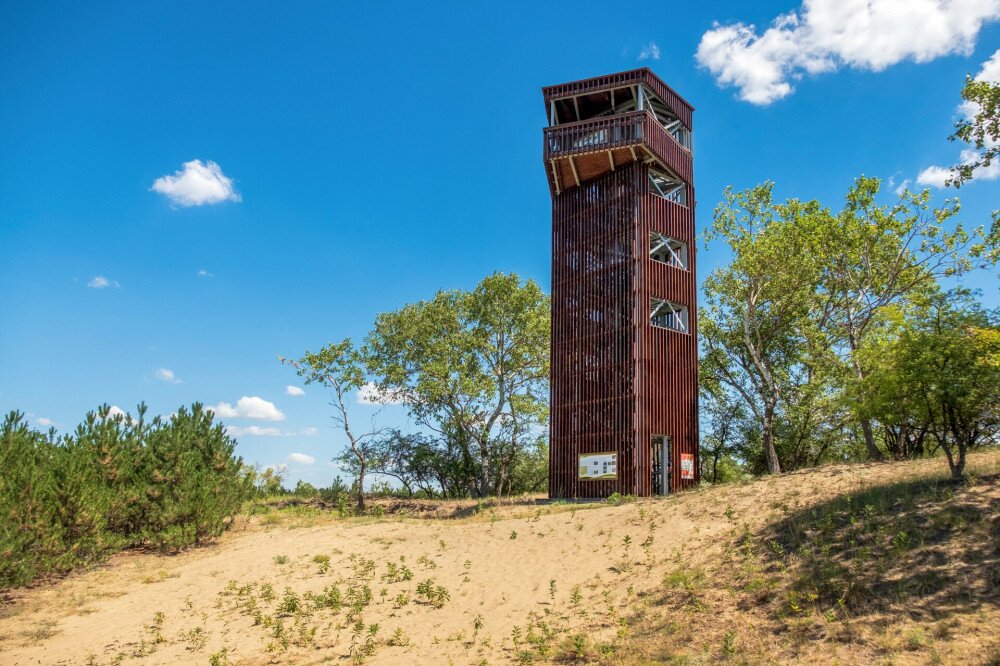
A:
[860, 418, 884, 462]
[357, 460, 366, 512]
[848, 331, 885, 462]
[478, 440, 490, 498]
[763, 404, 782, 474]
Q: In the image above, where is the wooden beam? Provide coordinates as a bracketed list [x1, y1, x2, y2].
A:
[608, 150, 615, 170]
[573, 97, 581, 121]
[568, 156, 580, 186]
[550, 158, 562, 195]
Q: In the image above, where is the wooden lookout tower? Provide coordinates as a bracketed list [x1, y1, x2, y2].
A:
[543, 68, 698, 498]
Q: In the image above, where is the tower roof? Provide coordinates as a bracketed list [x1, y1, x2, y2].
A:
[542, 68, 693, 129]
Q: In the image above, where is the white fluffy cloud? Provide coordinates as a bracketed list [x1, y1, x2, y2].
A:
[285, 385, 305, 396]
[287, 452, 316, 465]
[228, 425, 283, 437]
[226, 425, 318, 437]
[105, 405, 127, 419]
[151, 159, 240, 207]
[88, 276, 119, 289]
[915, 165, 953, 187]
[357, 382, 407, 405]
[154, 367, 182, 384]
[197, 269, 213, 277]
[37, 417, 55, 427]
[211, 396, 285, 421]
[638, 42, 661, 61]
[917, 49, 1000, 187]
[697, 0, 1000, 104]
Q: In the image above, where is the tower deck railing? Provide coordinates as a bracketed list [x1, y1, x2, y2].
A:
[543, 110, 692, 185]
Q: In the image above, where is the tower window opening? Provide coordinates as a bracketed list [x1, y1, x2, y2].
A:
[648, 169, 687, 206]
[650, 298, 689, 333]
[649, 233, 688, 270]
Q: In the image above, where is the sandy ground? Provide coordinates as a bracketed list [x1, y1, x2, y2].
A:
[1, 453, 998, 665]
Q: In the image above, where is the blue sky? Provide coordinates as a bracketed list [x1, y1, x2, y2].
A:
[2, 1, 998, 487]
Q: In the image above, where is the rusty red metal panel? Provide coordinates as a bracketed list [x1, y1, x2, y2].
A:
[545, 69, 698, 498]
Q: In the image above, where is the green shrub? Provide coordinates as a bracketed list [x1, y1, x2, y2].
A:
[0, 403, 252, 589]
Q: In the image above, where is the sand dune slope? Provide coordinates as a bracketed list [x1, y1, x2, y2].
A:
[2, 453, 998, 665]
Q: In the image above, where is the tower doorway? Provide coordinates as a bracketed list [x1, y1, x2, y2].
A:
[651, 435, 671, 495]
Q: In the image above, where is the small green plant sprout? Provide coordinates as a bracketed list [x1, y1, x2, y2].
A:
[314, 585, 343, 611]
[387, 627, 409, 646]
[144, 612, 166, 644]
[181, 625, 208, 651]
[273, 554, 289, 565]
[561, 633, 591, 660]
[605, 492, 636, 506]
[393, 592, 410, 608]
[473, 613, 484, 637]
[277, 588, 301, 615]
[416, 578, 450, 608]
[313, 553, 331, 574]
[417, 554, 437, 570]
[721, 630, 737, 656]
[570, 585, 582, 606]
[510, 530, 518, 540]
[438, 539, 447, 551]
[260, 583, 275, 602]
[549, 579, 557, 600]
[208, 648, 230, 666]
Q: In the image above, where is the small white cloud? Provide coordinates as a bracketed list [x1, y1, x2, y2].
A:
[151, 159, 240, 207]
[105, 405, 127, 419]
[88, 276, 120, 289]
[285, 385, 305, 396]
[638, 42, 661, 61]
[917, 149, 1000, 188]
[287, 452, 316, 465]
[228, 425, 283, 437]
[154, 367, 182, 384]
[210, 396, 285, 421]
[913, 49, 1000, 187]
[37, 417, 55, 427]
[357, 382, 408, 405]
[697, 1, 1000, 105]
[894, 178, 911, 196]
[197, 269, 213, 277]
[916, 165, 953, 188]
[226, 424, 318, 437]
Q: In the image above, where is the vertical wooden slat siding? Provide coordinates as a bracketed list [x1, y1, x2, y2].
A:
[544, 69, 698, 498]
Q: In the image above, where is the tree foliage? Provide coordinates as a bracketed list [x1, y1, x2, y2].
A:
[700, 176, 998, 477]
[283, 339, 382, 511]
[364, 272, 549, 497]
[857, 291, 1000, 479]
[0, 404, 251, 589]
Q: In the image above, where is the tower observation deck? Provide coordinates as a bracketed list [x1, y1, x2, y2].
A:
[543, 68, 699, 498]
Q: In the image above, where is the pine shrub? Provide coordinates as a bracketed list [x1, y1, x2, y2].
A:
[0, 403, 252, 589]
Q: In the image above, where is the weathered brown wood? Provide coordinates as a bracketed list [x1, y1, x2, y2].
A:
[544, 69, 698, 498]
